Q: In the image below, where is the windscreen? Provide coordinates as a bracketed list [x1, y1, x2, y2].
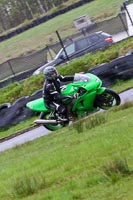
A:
[74, 73, 91, 82]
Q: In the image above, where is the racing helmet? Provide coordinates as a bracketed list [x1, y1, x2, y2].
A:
[43, 66, 58, 80]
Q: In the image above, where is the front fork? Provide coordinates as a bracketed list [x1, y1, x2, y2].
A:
[94, 87, 107, 107]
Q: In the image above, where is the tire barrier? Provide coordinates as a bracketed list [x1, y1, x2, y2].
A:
[0, 103, 11, 110]
[88, 54, 133, 86]
[0, 54, 133, 128]
[0, 89, 42, 128]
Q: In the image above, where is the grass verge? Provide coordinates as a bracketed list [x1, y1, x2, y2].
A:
[0, 102, 133, 199]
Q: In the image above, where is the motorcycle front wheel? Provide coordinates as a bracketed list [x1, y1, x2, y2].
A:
[95, 89, 121, 110]
[40, 112, 69, 131]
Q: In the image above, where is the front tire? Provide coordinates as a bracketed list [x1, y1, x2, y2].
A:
[40, 112, 69, 131]
[95, 89, 121, 110]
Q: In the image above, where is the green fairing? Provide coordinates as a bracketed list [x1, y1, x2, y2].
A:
[26, 98, 50, 112]
[26, 73, 105, 115]
[61, 73, 105, 115]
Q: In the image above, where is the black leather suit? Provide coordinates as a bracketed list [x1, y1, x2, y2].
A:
[42, 75, 74, 116]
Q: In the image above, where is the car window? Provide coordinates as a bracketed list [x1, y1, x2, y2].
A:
[86, 37, 92, 45]
[61, 43, 75, 57]
[101, 32, 110, 37]
[89, 35, 100, 43]
[76, 38, 90, 50]
[55, 43, 75, 59]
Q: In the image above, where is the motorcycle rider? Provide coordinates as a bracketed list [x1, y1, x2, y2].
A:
[42, 66, 74, 119]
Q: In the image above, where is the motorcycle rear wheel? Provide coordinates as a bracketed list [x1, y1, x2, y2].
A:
[40, 112, 69, 131]
[95, 89, 121, 110]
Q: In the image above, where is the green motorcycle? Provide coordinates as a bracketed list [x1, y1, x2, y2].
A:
[26, 73, 121, 131]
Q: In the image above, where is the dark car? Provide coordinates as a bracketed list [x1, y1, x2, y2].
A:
[33, 31, 113, 75]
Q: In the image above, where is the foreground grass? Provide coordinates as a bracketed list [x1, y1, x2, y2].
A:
[0, 103, 133, 200]
[0, 0, 124, 63]
[0, 116, 37, 140]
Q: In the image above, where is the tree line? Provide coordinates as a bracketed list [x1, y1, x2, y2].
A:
[0, 0, 69, 32]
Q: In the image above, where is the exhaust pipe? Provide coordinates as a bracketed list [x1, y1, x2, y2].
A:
[34, 119, 58, 124]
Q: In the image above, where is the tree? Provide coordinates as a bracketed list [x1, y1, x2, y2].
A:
[36, 0, 46, 14]
[0, 0, 70, 31]
[0, 2, 11, 30]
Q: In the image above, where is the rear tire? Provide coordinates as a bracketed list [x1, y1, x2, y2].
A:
[40, 112, 69, 131]
[95, 89, 121, 110]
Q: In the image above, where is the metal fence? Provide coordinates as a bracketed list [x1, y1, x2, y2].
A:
[0, 12, 130, 88]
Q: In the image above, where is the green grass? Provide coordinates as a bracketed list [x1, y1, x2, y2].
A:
[0, 0, 124, 64]
[111, 79, 133, 93]
[0, 116, 37, 140]
[0, 103, 133, 200]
